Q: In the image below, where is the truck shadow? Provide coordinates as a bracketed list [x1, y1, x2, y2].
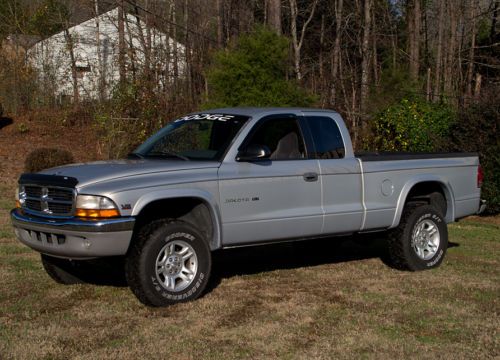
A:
[207, 234, 389, 293]
[207, 236, 460, 294]
[75, 236, 459, 291]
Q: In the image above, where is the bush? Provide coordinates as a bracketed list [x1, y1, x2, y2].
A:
[451, 98, 500, 214]
[370, 98, 454, 152]
[204, 25, 316, 108]
[25, 148, 74, 173]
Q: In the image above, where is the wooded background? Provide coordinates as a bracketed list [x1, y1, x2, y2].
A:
[0, 0, 499, 211]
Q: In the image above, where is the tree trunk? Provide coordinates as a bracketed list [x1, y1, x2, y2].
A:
[330, 0, 343, 105]
[466, 0, 477, 99]
[490, 0, 498, 43]
[360, 0, 371, 116]
[289, 0, 318, 81]
[319, 14, 325, 89]
[473, 73, 482, 100]
[444, 0, 457, 97]
[118, 1, 126, 84]
[433, 0, 445, 101]
[267, 0, 281, 34]
[216, 0, 223, 47]
[408, 0, 421, 80]
[64, 28, 79, 108]
[94, 0, 105, 100]
[372, 5, 379, 85]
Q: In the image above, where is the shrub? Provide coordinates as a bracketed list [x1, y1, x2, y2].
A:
[25, 148, 74, 173]
[94, 112, 146, 159]
[451, 97, 500, 214]
[204, 25, 316, 108]
[370, 98, 454, 152]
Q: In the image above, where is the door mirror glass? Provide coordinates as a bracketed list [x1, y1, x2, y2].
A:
[236, 144, 271, 162]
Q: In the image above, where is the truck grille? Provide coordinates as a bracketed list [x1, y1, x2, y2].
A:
[21, 185, 74, 217]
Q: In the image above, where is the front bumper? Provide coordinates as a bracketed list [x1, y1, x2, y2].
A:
[10, 209, 135, 259]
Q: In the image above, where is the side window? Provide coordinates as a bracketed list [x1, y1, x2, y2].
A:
[245, 117, 306, 160]
[306, 116, 345, 159]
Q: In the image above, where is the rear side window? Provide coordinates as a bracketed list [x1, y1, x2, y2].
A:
[306, 116, 345, 159]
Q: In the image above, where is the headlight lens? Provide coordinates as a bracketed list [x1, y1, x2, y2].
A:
[75, 195, 120, 218]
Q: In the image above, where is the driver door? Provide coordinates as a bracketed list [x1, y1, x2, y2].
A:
[218, 114, 323, 246]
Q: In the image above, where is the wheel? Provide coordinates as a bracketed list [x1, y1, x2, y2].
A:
[125, 220, 211, 307]
[41, 254, 84, 284]
[387, 204, 448, 271]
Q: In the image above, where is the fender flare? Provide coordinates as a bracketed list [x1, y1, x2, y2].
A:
[131, 189, 223, 250]
[390, 175, 456, 228]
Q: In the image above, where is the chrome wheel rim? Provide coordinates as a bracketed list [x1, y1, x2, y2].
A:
[155, 240, 198, 292]
[411, 219, 440, 260]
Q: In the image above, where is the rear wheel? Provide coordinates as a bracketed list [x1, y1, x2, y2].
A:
[388, 205, 448, 271]
[125, 220, 211, 307]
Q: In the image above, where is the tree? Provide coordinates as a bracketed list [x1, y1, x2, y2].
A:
[289, 0, 318, 80]
[407, 0, 421, 80]
[267, 0, 282, 34]
[204, 26, 315, 108]
[360, 0, 372, 115]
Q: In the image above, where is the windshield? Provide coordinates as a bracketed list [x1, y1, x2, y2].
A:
[133, 113, 249, 161]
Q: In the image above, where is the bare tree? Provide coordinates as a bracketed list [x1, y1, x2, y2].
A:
[360, 0, 372, 115]
[267, 0, 281, 34]
[444, 0, 458, 96]
[330, 0, 343, 105]
[118, 0, 126, 84]
[433, 0, 445, 101]
[289, 0, 318, 80]
[63, 28, 79, 107]
[408, 0, 421, 80]
[466, 0, 477, 99]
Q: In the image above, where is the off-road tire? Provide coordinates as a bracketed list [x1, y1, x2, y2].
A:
[388, 204, 448, 271]
[41, 254, 85, 284]
[125, 220, 211, 307]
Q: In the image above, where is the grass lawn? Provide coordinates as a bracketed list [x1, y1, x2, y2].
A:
[0, 184, 498, 359]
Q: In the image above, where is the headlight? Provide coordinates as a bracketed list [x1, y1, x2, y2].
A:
[75, 195, 120, 218]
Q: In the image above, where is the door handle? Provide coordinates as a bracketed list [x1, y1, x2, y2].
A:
[303, 172, 318, 182]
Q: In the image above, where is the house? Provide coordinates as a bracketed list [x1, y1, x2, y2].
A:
[27, 7, 186, 102]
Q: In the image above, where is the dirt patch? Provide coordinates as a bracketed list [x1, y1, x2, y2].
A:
[0, 113, 103, 188]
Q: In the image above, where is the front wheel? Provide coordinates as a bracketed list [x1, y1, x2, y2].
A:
[388, 205, 448, 271]
[125, 220, 211, 306]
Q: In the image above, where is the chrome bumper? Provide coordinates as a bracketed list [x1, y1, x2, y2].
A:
[10, 209, 135, 259]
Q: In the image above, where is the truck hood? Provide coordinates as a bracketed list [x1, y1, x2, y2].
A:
[40, 159, 220, 188]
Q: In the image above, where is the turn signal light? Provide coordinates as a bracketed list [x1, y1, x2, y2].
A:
[75, 208, 120, 218]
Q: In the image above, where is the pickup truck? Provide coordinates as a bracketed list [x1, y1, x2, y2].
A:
[11, 108, 485, 306]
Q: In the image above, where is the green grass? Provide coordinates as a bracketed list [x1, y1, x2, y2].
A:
[0, 191, 498, 359]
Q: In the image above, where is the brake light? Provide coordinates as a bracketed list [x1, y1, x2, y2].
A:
[477, 165, 484, 188]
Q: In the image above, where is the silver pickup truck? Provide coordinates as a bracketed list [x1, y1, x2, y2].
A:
[11, 108, 485, 306]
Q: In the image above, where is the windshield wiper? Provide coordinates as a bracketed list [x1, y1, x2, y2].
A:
[146, 151, 190, 161]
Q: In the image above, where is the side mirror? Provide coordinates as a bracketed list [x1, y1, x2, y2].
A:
[236, 144, 271, 162]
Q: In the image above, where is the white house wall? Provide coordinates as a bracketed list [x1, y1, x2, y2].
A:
[28, 8, 186, 101]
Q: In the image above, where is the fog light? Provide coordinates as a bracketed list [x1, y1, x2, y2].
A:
[83, 239, 91, 249]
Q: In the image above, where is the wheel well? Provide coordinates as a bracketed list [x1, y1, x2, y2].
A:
[133, 197, 214, 247]
[405, 182, 448, 216]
